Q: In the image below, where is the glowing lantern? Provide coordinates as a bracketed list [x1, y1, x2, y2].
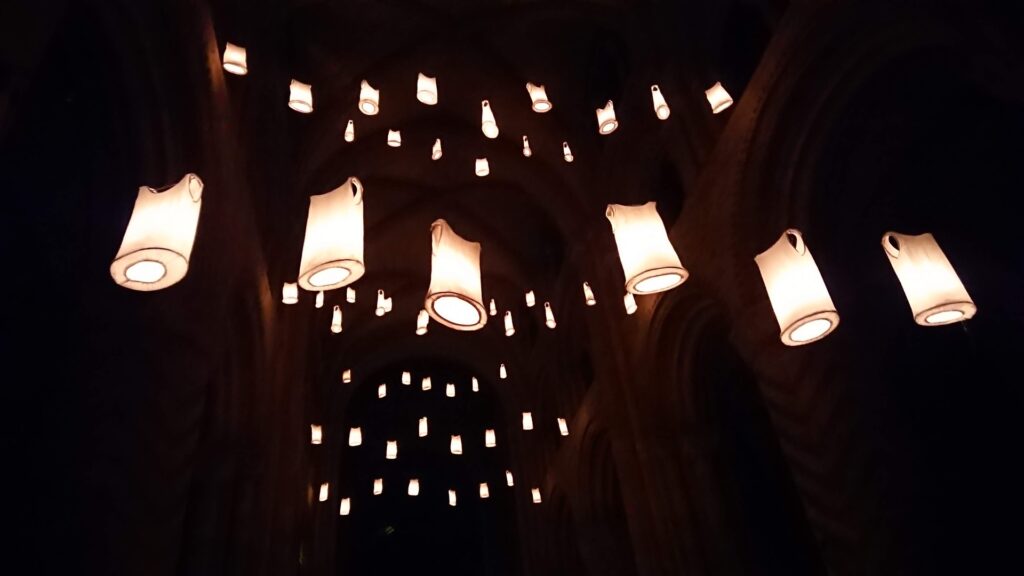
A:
[505, 470, 514, 487]
[450, 435, 463, 455]
[532, 488, 542, 504]
[562, 142, 574, 163]
[449, 489, 457, 506]
[606, 202, 688, 294]
[596, 100, 618, 134]
[425, 219, 487, 330]
[485, 429, 496, 447]
[376, 290, 387, 316]
[359, 80, 379, 115]
[386, 440, 398, 460]
[378, 383, 387, 399]
[432, 138, 443, 160]
[705, 81, 733, 114]
[557, 418, 569, 436]
[754, 229, 840, 346]
[339, 498, 351, 516]
[349, 427, 362, 446]
[402, 371, 411, 385]
[416, 309, 430, 335]
[651, 85, 670, 119]
[489, 299, 498, 316]
[624, 292, 637, 315]
[419, 417, 428, 438]
[311, 424, 323, 445]
[881, 231, 977, 325]
[331, 305, 343, 333]
[525, 291, 536, 307]
[583, 282, 596, 306]
[522, 136, 533, 157]
[544, 302, 556, 329]
[315, 291, 324, 309]
[472, 377, 479, 392]
[298, 177, 365, 291]
[499, 364, 507, 380]
[475, 158, 490, 177]
[282, 282, 299, 304]
[408, 479, 419, 496]
[344, 120, 355, 142]
[446, 383, 456, 398]
[417, 73, 438, 105]
[526, 82, 552, 112]
[319, 483, 329, 502]
[387, 130, 402, 147]
[373, 478, 383, 495]
[342, 369, 352, 383]
[110, 173, 203, 291]
[479, 483, 490, 499]
[222, 42, 247, 75]
[504, 311, 516, 336]
[481, 100, 499, 138]
[288, 80, 313, 113]
[522, 412, 533, 430]
[346, 287, 356, 303]
[422, 376, 432, 391]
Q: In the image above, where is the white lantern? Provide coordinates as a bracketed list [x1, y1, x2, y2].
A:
[315, 291, 324, 309]
[526, 82, 552, 112]
[504, 311, 515, 337]
[417, 73, 438, 105]
[881, 231, 977, 325]
[378, 383, 387, 398]
[416, 309, 430, 335]
[298, 177, 365, 291]
[596, 100, 618, 134]
[531, 488, 542, 504]
[525, 290, 536, 307]
[289, 80, 313, 113]
[349, 427, 362, 446]
[472, 377, 479, 392]
[479, 483, 490, 499]
[222, 42, 248, 76]
[557, 418, 569, 436]
[344, 120, 355, 142]
[485, 429, 496, 447]
[505, 470, 514, 487]
[522, 412, 533, 430]
[342, 369, 352, 383]
[339, 498, 351, 516]
[425, 219, 487, 330]
[110, 173, 203, 291]
[449, 489, 457, 507]
[359, 80, 379, 115]
[481, 100, 499, 138]
[522, 135, 533, 158]
[475, 158, 490, 177]
[346, 287, 356, 303]
[432, 138, 443, 161]
[319, 482, 329, 502]
[373, 478, 383, 495]
[331, 305, 343, 333]
[489, 299, 498, 316]
[650, 85, 670, 119]
[705, 81, 733, 114]
[386, 440, 398, 460]
[422, 376, 432, 391]
[387, 130, 402, 148]
[754, 229, 840, 346]
[606, 202, 688, 294]
[408, 479, 419, 496]
[562, 142, 574, 163]
[402, 371, 411, 385]
[624, 292, 637, 315]
[446, 383, 456, 398]
[450, 435, 463, 455]
[544, 302, 556, 329]
[419, 416, 429, 437]
[583, 282, 597, 306]
[499, 364, 507, 380]
[311, 424, 323, 445]
[376, 289, 387, 317]
[282, 282, 299, 304]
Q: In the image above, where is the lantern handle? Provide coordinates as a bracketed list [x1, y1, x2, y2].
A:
[348, 177, 363, 204]
[185, 174, 203, 202]
[783, 229, 806, 255]
[882, 232, 901, 258]
[430, 219, 447, 252]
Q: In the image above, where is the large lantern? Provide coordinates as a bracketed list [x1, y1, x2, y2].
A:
[881, 231, 977, 325]
[425, 219, 487, 330]
[297, 177, 365, 291]
[606, 202, 688, 294]
[526, 82, 552, 112]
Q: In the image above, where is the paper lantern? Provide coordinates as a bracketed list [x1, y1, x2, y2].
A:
[222, 42, 247, 75]
[606, 202, 688, 294]
[485, 429, 496, 447]
[373, 478, 383, 495]
[450, 435, 463, 455]
[315, 291, 324, 309]
[344, 120, 355, 142]
[382, 296, 393, 313]
[298, 177, 365, 291]
[472, 377, 479, 392]
[526, 82, 552, 112]
[557, 418, 569, 436]
[339, 498, 351, 516]
[387, 130, 402, 147]
[531, 488, 542, 504]
[417, 73, 438, 105]
[432, 138, 443, 160]
[359, 80, 379, 115]
[504, 311, 516, 336]
[408, 479, 419, 496]
[110, 173, 203, 291]
[499, 364, 507, 380]
[342, 369, 352, 383]
[596, 100, 618, 134]
[525, 291, 536, 307]
[282, 282, 299, 304]
[446, 383, 456, 398]
[349, 427, 362, 446]
[376, 290, 387, 317]
[489, 299, 498, 316]
[331, 305, 343, 333]
[386, 440, 398, 460]
[319, 482, 329, 502]
[544, 302, 557, 329]
[505, 470, 514, 487]
[882, 231, 977, 325]
[583, 282, 596, 306]
[378, 383, 387, 399]
[402, 371, 411, 385]
[650, 85, 670, 119]
[416, 309, 430, 335]
[346, 287, 356, 303]
[522, 412, 533, 430]
[419, 417, 428, 437]
[422, 376, 432, 391]
[562, 142, 574, 163]
[522, 136, 532, 157]
[475, 158, 490, 177]
[481, 100, 499, 138]
[754, 229, 840, 346]
[705, 81, 733, 114]
[624, 292, 637, 315]
[311, 424, 323, 445]
[425, 219, 487, 330]
[479, 483, 490, 499]
[289, 80, 313, 113]
[449, 489, 457, 507]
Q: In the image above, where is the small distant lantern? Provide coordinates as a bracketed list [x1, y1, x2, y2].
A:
[319, 482, 329, 502]
[522, 136, 533, 157]
[346, 287, 356, 303]
[446, 383, 456, 398]
[376, 290, 387, 317]
[384, 295, 394, 313]
[472, 377, 479, 392]
[387, 130, 402, 147]
[505, 470, 514, 487]
[386, 440, 398, 460]
[499, 364, 507, 380]
[544, 302, 556, 329]
[881, 231, 977, 325]
[416, 309, 430, 335]
[624, 292, 638, 315]
[331, 305, 343, 333]
[522, 412, 533, 431]
[110, 173, 203, 291]
[222, 43, 248, 76]
[705, 81, 733, 114]
[339, 498, 351, 516]
[485, 429, 496, 447]
[525, 291, 536, 307]
[606, 202, 688, 294]
[378, 383, 387, 399]
[650, 85, 670, 119]
[432, 138, 443, 161]
[425, 219, 487, 330]
[449, 489, 457, 507]
[583, 282, 597, 306]
[359, 80, 380, 115]
[504, 311, 516, 337]
[596, 100, 618, 134]
[526, 82, 552, 112]
[373, 478, 383, 495]
[562, 142, 574, 163]
[315, 291, 324, 309]
[531, 488, 542, 504]
[298, 177, 365, 291]
[282, 282, 299, 304]
[417, 73, 438, 105]
[475, 158, 490, 177]
[402, 371, 411, 385]
[349, 427, 362, 446]
[419, 416, 429, 437]
[289, 80, 313, 113]
[344, 120, 355, 142]
[311, 424, 323, 445]
[754, 229, 840, 346]
[408, 479, 420, 496]
[342, 369, 352, 383]
[479, 483, 490, 499]
[481, 100, 499, 139]
[450, 435, 463, 455]
[489, 299, 498, 316]
[422, 376, 432, 391]
[557, 418, 569, 436]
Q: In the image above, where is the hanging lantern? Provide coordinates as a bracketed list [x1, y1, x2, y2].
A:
[378, 383, 387, 398]
[881, 231, 977, 325]
[289, 80, 313, 113]
[417, 73, 438, 105]
[349, 427, 362, 446]
[422, 376, 432, 391]
[485, 429, 496, 447]
[311, 424, 323, 445]
[562, 142, 574, 163]
[222, 42, 248, 75]
[373, 478, 383, 495]
[449, 489, 457, 507]
[376, 290, 387, 316]
[446, 383, 456, 398]
[346, 287, 356, 303]
[522, 135, 533, 157]
[499, 364, 507, 380]
[298, 177, 365, 291]
[531, 488, 542, 504]
[110, 173, 203, 291]
[402, 371, 411, 385]
[339, 498, 351, 516]
[344, 120, 355, 142]
[544, 302, 556, 329]
[754, 229, 840, 346]
[624, 292, 637, 315]
[504, 311, 516, 336]
[331, 305, 343, 333]
[705, 81, 733, 114]
[479, 483, 490, 499]
[475, 158, 490, 177]
[419, 416, 429, 437]
[359, 80, 380, 115]
[596, 100, 618, 134]
[505, 470, 514, 487]
[583, 282, 597, 306]
[650, 85, 670, 119]
[319, 482, 329, 502]
[472, 377, 479, 392]
[408, 479, 420, 496]
[489, 299, 498, 316]
[425, 219, 487, 330]
[481, 100, 499, 139]
[416, 309, 430, 335]
[450, 435, 463, 455]
[522, 412, 533, 430]
[342, 369, 352, 383]
[432, 138, 443, 161]
[387, 130, 402, 148]
[606, 202, 688, 294]
[557, 418, 569, 436]
[526, 82, 552, 112]
[282, 282, 299, 304]
[315, 291, 324, 309]
[525, 291, 536, 307]
[386, 440, 398, 460]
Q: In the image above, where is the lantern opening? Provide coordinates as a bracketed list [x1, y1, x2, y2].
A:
[125, 260, 166, 283]
[359, 80, 380, 115]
